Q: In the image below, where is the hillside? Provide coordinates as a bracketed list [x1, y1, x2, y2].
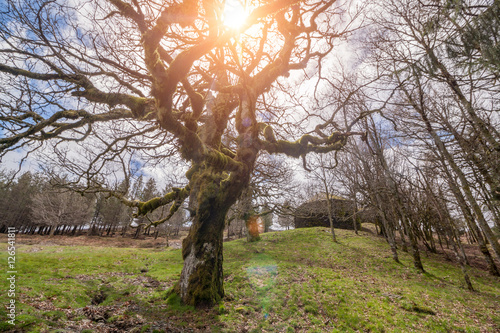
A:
[1, 227, 499, 332]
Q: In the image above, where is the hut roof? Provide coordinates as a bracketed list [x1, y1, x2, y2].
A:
[306, 192, 348, 203]
[293, 197, 359, 230]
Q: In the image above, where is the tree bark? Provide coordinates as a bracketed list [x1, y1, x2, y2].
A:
[352, 196, 359, 235]
[372, 191, 399, 263]
[321, 167, 337, 242]
[449, 229, 474, 291]
[177, 165, 250, 306]
[133, 225, 141, 239]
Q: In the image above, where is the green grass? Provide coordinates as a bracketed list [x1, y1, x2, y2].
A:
[1, 227, 499, 332]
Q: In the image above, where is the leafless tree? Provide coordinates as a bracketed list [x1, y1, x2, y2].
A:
[0, 0, 366, 306]
[348, 0, 500, 275]
[31, 184, 94, 236]
[306, 153, 340, 241]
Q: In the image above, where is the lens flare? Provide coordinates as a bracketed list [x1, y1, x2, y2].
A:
[223, 0, 247, 30]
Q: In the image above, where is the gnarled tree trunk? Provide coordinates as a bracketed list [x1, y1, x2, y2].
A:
[178, 168, 228, 305]
[177, 165, 255, 305]
[178, 87, 259, 305]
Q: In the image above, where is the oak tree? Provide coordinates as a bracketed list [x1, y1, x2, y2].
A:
[0, 0, 363, 306]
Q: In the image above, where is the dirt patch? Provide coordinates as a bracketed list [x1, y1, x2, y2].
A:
[364, 223, 500, 275]
[68, 303, 205, 333]
[21, 293, 212, 333]
[22, 246, 43, 253]
[434, 243, 499, 272]
[0, 233, 184, 249]
[69, 304, 145, 332]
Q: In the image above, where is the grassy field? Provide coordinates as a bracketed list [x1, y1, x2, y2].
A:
[1, 227, 499, 332]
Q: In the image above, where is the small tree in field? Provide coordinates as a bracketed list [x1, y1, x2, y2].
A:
[0, 0, 364, 306]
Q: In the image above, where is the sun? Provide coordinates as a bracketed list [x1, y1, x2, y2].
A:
[222, 0, 248, 30]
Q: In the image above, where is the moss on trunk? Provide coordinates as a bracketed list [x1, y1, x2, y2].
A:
[178, 165, 248, 306]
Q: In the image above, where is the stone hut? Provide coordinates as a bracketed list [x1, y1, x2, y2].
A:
[294, 194, 361, 230]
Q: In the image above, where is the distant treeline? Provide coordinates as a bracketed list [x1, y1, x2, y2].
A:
[0, 170, 258, 241]
[0, 171, 187, 239]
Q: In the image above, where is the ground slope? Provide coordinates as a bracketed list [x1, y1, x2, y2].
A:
[0, 227, 499, 332]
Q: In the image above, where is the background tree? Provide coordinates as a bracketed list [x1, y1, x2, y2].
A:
[284, 0, 499, 286]
[0, 171, 41, 233]
[366, 0, 500, 261]
[225, 153, 297, 241]
[277, 201, 295, 230]
[100, 196, 131, 236]
[31, 180, 94, 236]
[306, 154, 341, 242]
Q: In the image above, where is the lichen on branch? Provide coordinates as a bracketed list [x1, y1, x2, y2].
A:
[136, 186, 191, 216]
[259, 131, 364, 158]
